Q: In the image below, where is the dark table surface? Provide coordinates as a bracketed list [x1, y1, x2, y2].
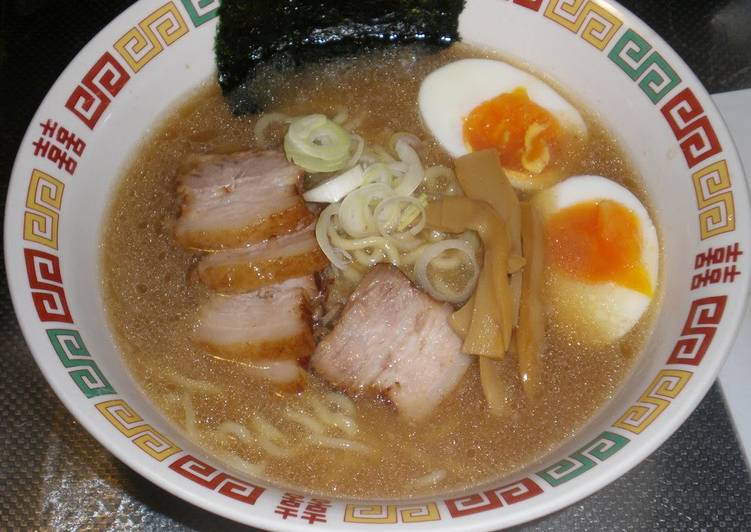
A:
[1, 1, 751, 530]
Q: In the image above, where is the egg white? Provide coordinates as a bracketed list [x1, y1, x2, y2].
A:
[418, 59, 588, 190]
[535, 175, 659, 344]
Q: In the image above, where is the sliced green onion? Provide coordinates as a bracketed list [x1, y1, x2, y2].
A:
[345, 134, 365, 168]
[414, 239, 480, 304]
[374, 196, 426, 240]
[398, 194, 429, 232]
[284, 114, 352, 173]
[316, 203, 351, 269]
[338, 183, 393, 237]
[362, 163, 394, 185]
[390, 132, 422, 153]
[303, 166, 364, 203]
[371, 145, 397, 163]
[343, 113, 365, 132]
[392, 137, 425, 196]
[304, 127, 462, 280]
[388, 161, 410, 174]
[332, 107, 349, 125]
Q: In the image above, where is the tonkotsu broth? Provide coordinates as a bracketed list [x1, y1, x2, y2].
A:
[102, 44, 655, 498]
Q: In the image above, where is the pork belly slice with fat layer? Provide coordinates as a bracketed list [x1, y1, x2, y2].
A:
[197, 224, 328, 293]
[311, 265, 470, 421]
[176, 151, 313, 250]
[193, 276, 317, 362]
[243, 359, 308, 392]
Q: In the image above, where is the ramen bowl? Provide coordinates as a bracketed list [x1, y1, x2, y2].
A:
[5, 0, 750, 529]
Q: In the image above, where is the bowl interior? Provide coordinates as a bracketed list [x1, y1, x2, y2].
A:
[5, 0, 750, 529]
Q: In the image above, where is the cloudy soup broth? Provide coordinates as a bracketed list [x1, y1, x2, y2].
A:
[101, 44, 660, 498]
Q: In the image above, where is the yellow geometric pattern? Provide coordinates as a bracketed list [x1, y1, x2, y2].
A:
[692, 160, 736, 240]
[24, 169, 64, 249]
[544, 0, 623, 50]
[400, 503, 441, 523]
[96, 399, 181, 461]
[115, 2, 189, 72]
[345, 504, 397, 524]
[614, 369, 692, 434]
[344, 502, 441, 524]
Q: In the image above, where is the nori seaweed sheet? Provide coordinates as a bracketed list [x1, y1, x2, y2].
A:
[216, 0, 465, 114]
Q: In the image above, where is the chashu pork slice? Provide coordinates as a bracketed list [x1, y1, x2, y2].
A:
[243, 359, 308, 392]
[311, 265, 470, 421]
[193, 276, 317, 362]
[176, 151, 313, 250]
[197, 223, 328, 293]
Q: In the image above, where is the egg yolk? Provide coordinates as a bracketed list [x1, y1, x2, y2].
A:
[463, 87, 561, 174]
[544, 200, 653, 296]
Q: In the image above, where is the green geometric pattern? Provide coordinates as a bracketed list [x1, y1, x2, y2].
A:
[608, 28, 681, 104]
[537, 431, 630, 487]
[47, 329, 116, 398]
[180, 0, 220, 27]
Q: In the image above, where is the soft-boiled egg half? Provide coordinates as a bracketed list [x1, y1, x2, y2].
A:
[535, 175, 659, 345]
[419, 59, 588, 191]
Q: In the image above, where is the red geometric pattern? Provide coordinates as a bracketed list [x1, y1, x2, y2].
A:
[169, 454, 265, 505]
[513, 0, 543, 10]
[65, 52, 130, 130]
[23, 248, 72, 323]
[661, 88, 722, 168]
[444, 477, 542, 518]
[667, 295, 727, 366]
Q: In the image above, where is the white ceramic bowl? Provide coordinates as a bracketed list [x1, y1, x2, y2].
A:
[5, 0, 750, 529]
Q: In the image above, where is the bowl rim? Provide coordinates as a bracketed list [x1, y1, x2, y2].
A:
[4, 0, 751, 529]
